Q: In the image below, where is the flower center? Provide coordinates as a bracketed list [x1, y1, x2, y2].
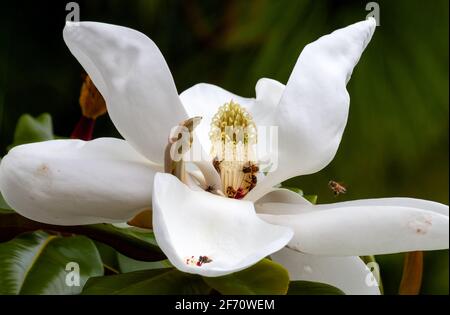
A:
[209, 100, 258, 199]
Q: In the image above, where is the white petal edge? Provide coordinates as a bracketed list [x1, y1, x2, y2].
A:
[257, 197, 450, 216]
[0, 138, 159, 225]
[179, 78, 284, 158]
[254, 188, 312, 215]
[259, 200, 449, 256]
[272, 248, 380, 295]
[310, 197, 449, 217]
[152, 172, 293, 277]
[246, 18, 377, 202]
[63, 21, 187, 164]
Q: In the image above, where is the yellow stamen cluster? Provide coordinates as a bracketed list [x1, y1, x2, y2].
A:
[209, 100, 257, 161]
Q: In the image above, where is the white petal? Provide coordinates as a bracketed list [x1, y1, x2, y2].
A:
[0, 138, 159, 225]
[246, 19, 377, 201]
[254, 78, 286, 125]
[259, 199, 449, 255]
[255, 188, 311, 215]
[152, 173, 293, 277]
[311, 197, 449, 217]
[272, 248, 380, 295]
[257, 197, 449, 216]
[191, 159, 223, 191]
[179, 78, 284, 157]
[63, 22, 187, 164]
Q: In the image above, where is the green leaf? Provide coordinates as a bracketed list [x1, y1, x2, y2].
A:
[0, 211, 164, 261]
[94, 223, 159, 247]
[117, 254, 171, 273]
[278, 185, 303, 195]
[303, 195, 318, 204]
[8, 113, 54, 150]
[287, 281, 345, 295]
[203, 259, 289, 295]
[95, 241, 171, 274]
[0, 230, 103, 294]
[0, 192, 12, 211]
[82, 269, 211, 295]
[87, 223, 162, 259]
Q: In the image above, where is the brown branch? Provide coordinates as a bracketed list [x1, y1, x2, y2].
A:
[0, 212, 165, 262]
[399, 251, 423, 295]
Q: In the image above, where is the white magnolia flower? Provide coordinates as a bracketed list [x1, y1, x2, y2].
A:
[0, 18, 448, 295]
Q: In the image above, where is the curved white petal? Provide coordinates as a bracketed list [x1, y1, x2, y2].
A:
[152, 173, 293, 277]
[254, 78, 285, 123]
[192, 159, 223, 191]
[255, 188, 311, 215]
[63, 22, 187, 164]
[259, 199, 449, 256]
[179, 78, 284, 157]
[0, 138, 159, 225]
[257, 197, 449, 217]
[246, 19, 377, 201]
[272, 248, 380, 295]
[311, 197, 449, 217]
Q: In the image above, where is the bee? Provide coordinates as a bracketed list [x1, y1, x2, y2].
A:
[205, 185, 215, 193]
[246, 174, 257, 190]
[242, 162, 259, 174]
[213, 158, 222, 174]
[328, 180, 347, 196]
[197, 256, 213, 266]
[226, 186, 237, 198]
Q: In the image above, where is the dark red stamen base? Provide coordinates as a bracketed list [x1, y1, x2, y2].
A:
[234, 188, 246, 200]
[71, 115, 95, 141]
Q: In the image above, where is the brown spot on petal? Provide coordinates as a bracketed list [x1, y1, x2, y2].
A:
[36, 164, 50, 176]
[408, 215, 433, 235]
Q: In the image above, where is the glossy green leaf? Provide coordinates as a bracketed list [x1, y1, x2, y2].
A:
[96, 224, 159, 247]
[82, 269, 211, 295]
[287, 281, 345, 295]
[203, 259, 289, 295]
[8, 113, 54, 150]
[95, 241, 171, 274]
[278, 185, 303, 195]
[0, 230, 103, 294]
[87, 224, 163, 259]
[0, 192, 12, 211]
[0, 211, 164, 261]
[303, 195, 318, 204]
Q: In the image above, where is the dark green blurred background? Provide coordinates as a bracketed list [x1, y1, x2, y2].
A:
[0, 0, 448, 294]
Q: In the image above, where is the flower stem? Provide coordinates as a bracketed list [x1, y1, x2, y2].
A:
[399, 251, 423, 295]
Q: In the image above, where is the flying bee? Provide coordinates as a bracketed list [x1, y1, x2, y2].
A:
[242, 162, 259, 174]
[328, 180, 347, 196]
